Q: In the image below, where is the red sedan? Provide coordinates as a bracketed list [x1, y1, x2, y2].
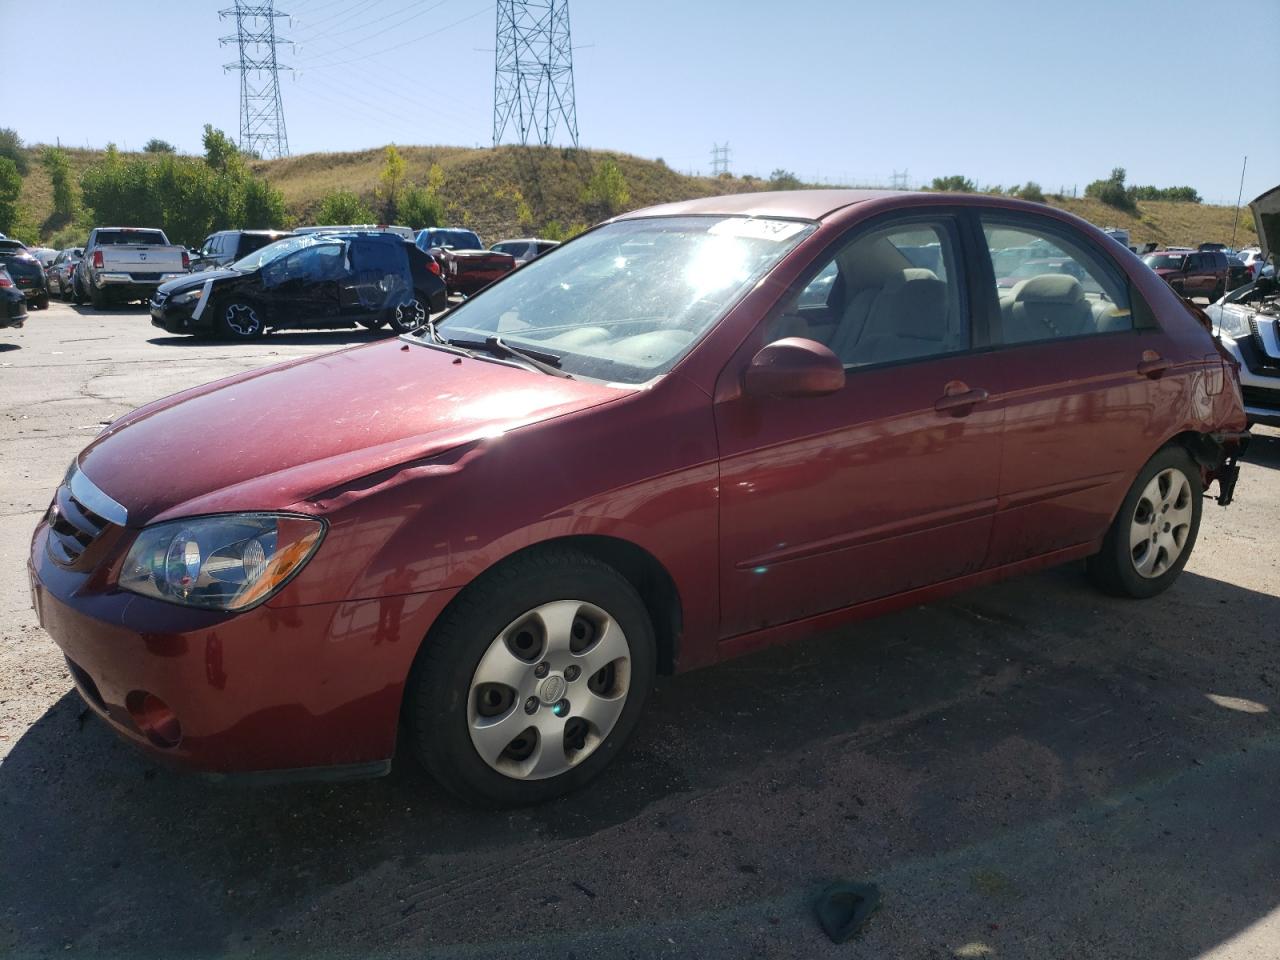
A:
[29, 190, 1249, 806]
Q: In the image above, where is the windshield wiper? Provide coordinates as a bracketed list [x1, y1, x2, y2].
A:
[446, 335, 573, 378]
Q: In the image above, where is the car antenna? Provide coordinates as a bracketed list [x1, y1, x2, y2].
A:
[1218, 155, 1248, 339]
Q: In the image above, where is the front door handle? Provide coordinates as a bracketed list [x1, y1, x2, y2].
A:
[934, 382, 989, 415]
[1137, 350, 1171, 378]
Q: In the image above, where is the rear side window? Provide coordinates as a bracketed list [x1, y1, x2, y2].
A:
[980, 216, 1132, 344]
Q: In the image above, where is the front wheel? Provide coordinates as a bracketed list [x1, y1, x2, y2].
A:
[1087, 446, 1202, 598]
[406, 548, 656, 807]
[217, 299, 265, 339]
[388, 298, 427, 335]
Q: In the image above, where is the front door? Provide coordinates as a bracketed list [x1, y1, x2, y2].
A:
[715, 213, 1003, 639]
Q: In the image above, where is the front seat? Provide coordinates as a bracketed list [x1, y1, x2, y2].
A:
[1006, 273, 1093, 342]
[852, 273, 950, 364]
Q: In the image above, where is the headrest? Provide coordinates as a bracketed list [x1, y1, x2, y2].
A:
[1011, 273, 1084, 305]
[887, 276, 948, 339]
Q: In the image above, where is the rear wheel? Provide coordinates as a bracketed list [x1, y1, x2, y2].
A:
[89, 284, 108, 310]
[217, 299, 265, 339]
[1087, 446, 1202, 598]
[406, 548, 656, 807]
[34, 293, 49, 310]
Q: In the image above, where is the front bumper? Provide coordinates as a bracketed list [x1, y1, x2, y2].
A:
[149, 295, 208, 334]
[29, 519, 457, 777]
[1220, 329, 1280, 426]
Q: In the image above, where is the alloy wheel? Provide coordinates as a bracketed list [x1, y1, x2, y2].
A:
[224, 302, 260, 336]
[467, 600, 631, 780]
[1129, 467, 1194, 578]
[394, 299, 426, 331]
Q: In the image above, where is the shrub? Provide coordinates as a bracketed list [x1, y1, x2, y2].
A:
[41, 147, 76, 218]
[376, 145, 406, 221]
[930, 175, 976, 192]
[1084, 167, 1137, 213]
[769, 169, 802, 190]
[398, 183, 444, 230]
[0, 157, 23, 234]
[581, 158, 630, 218]
[1016, 181, 1045, 203]
[315, 189, 374, 225]
[144, 139, 176, 154]
[0, 128, 28, 175]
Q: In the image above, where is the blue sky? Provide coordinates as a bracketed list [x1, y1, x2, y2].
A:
[4, 0, 1276, 204]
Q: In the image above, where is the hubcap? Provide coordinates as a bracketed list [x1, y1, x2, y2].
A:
[467, 600, 630, 780]
[395, 299, 426, 330]
[225, 303, 259, 336]
[1129, 467, 1193, 579]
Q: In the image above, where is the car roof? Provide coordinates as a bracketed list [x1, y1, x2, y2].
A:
[617, 189, 910, 223]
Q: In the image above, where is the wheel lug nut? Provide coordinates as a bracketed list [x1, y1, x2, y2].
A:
[534, 662, 549, 679]
[552, 698, 570, 718]
[565, 665, 580, 682]
[524, 697, 538, 714]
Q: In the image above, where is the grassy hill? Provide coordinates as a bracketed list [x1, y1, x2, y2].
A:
[14, 142, 1260, 250]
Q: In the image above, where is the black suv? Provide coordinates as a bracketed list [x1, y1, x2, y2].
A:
[0, 240, 49, 309]
[191, 230, 295, 272]
[150, 232, 448, 339]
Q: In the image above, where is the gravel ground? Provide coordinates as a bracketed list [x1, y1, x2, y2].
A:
[1, 301, 1277, 960]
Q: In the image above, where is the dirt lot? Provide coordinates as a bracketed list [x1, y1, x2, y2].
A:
[1, 301, 1278, 960]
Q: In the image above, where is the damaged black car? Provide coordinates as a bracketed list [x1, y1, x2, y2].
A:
[150, 232, 447, 339]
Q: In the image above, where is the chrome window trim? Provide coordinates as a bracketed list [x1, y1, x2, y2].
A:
[68, 464, 128, 526]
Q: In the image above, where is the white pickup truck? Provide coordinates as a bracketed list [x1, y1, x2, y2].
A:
[73, 227, 189, 308]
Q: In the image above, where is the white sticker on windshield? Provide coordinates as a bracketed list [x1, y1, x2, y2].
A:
[707, 218, 807, 243]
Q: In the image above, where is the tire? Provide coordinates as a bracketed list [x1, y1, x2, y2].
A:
[34, 294, 49, 310]
[356, 316, 386, 330]
[71, 277, 85, 305]
[1087, 445, 1203, 598]
[406, 547, 656, 807]
[89, 284, 108, 310]
[217, 299, 265, 339]
[387, 297, 428, 335]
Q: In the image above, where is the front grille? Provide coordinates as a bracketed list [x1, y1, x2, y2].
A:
[46, 484, 112, 566]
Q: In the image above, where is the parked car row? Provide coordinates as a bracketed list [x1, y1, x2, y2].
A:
[0, 239, 50, 309]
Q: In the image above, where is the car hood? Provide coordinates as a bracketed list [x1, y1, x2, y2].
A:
[1250, 184, 1280, 263]
[76, 340, 626, 525]
[157, 269, 241, 296]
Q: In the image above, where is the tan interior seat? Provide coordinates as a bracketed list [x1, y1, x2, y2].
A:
[1004, 274, 1094, 342]
[851, 272, 950, 364]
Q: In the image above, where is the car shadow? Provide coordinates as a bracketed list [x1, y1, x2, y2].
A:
[1243, 427, 1280, 471]
[0, 342, 20, 353]
[146, 329, 393, 348]
[1, 567, 1277, 958]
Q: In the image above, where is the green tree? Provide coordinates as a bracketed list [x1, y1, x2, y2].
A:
[240, 176, 287, 229]
[0, 128, 28, 175]
[41, 146, 77, 218]
[1084, 167, 1136, 213]
[581, 158, 630, 218]
[202, 124, 243, 174]
[144, 139, 177, 154]
[769, 169, 802, 190]
[930, 175, 976, 192]
[1016, 181, 1045, 203]
[315, 189, 374, 225]
[0, 157, 22, 235]
[398, 183, 444, 229]
[376, 145, 406, 221]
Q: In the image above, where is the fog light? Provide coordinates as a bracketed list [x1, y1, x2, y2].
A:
[125, 691, 182, 749]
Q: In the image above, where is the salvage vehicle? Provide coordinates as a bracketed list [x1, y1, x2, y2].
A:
[74, 227, 189, 309]
[415, 227, 516, 297]
[45, 247, 83, 299]
[1142, 248, 1229, 300]
[190, 230, 294, 272]
[0, 239, 50, 309]
[149, 232, 447, 339]
[1205, 185, 1279, 426]
[0, 266, 28, 328]
[491, 238, 560, 267]
[30, 190, 1248, 806]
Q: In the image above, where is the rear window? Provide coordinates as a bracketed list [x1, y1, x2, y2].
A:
[420, 229, 482, 251]
[94, 230, 168, 246]
[237, 233, 284, 257]
[1143, 253, 1187, 270]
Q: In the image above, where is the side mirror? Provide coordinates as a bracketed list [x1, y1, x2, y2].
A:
[743, 337, 845, 399]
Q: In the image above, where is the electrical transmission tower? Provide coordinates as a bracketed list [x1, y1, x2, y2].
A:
[492, 0, 580, 147]
[710, 143, 731, 176]
[219, 1, 291, 159]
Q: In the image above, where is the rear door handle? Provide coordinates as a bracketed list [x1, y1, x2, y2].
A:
[934, 382, 989, 415]
[1137, 351, 1171, 378]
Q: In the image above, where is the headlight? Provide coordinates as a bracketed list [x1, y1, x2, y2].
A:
[119, 514, 325, 611]
[1214, 304, 1250, 339]
[171, 287, 204, 304]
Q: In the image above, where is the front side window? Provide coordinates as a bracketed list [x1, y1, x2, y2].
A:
[769, 219, 968, 367]
[981, 217, 1132, 343]
[262, 241, 347, 286]
[430, 216, 814, 384]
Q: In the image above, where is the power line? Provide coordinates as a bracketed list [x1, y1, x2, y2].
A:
[493, 0, 579, 147]
[293, 0, 447, 61]
[299, 5, 492, 70]
[220, 1, 292, 159]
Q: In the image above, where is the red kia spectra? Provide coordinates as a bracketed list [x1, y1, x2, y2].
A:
[29, 191, 1249, 806]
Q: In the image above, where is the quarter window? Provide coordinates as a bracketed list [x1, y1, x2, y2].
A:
[771, 219, 968, 367]
[981, 217, 1132, 343]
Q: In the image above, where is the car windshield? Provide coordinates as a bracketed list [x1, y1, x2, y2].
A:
[426, 215, 814, 384]
[231, 234, 334, 272]
[421, 229, 482, 250]
[1143, 253, 1187, 269]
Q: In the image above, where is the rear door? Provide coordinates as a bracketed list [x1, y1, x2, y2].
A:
[976, 210, 1185, 566]
[715, 211, 1003, 638]
[340, 238, 409, 323]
